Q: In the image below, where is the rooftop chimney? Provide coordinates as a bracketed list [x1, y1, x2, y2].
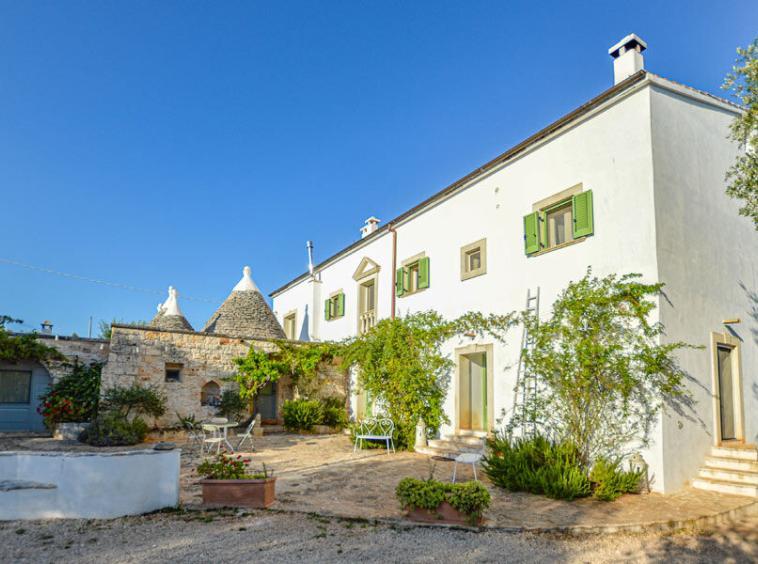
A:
[40, 320, 53, 335]
[609, 34, 647, 85]
[306, 240, 315, 276]
[360, 217, 381, 239]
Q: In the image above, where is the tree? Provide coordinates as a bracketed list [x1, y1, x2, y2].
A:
[230, 347, 286, 414]
[100, 384, 167, 419]
[342, 310, 515, 449]
[723, 38, 758, 229]
[511, 270, 694, 467]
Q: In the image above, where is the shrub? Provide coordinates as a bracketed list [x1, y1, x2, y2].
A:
[38, 362, 102, 429]
[196, 453, 270, 480]
[590, 458, 644, 501]
[320, 396, 348, 429]
[218, 389, 246, 421]
[482, 434, 591, 501]
[282, 399, 323, 432]
[80, 412, 149, 446]
[101, 384, 167, 419]
[395, 477, 491, 525]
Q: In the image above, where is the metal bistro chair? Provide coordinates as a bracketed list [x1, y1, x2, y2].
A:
[185, 421, 205, 451]
[201, 424, 224, 455]
[236, 418, 257, 451]
[353, 418, 395, 455]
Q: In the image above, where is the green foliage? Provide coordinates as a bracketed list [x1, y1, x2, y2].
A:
[395, 477, 491, 524]
[282, 398, 323, 432]
[320, 396, 348, 429]
[80, 412, 149, 446]
[0, 324, 64, 364]
[509, 270, 695, 466]
[589, 458, 643, 501]
[342, 310, 514, 450]
[275, 340, 341, 397]
[218, 389, 246, 421]
[98, 319, 150, 340]
[38, 362, 102, 428]
[230, 347, 285, 413]
[482, 434, 591, 501]
[723, 38, 758, 229]
[101, 384, 167, 419]
[176, 412, 198, 430]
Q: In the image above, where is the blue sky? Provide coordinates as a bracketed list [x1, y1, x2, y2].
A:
[1, 1, 755, 336]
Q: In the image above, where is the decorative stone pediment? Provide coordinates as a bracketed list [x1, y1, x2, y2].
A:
[353, 257, 381, 281]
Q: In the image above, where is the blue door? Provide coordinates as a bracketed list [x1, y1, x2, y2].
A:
[0, 363, 51, 432]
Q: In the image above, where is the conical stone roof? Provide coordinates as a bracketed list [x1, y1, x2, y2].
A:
[203, 266, 286, 340]
[150, 286, 194, 332]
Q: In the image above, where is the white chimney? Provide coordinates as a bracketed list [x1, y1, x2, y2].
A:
[360, 217, 381, 239]
[609, 34, 647, 85]
[40, 320, 53, 335]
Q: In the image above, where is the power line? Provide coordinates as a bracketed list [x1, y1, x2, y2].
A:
[0, 257, 216, 304]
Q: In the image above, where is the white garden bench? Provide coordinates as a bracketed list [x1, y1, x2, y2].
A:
[353, 418, 395, 454]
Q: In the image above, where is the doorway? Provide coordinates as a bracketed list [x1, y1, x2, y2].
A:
[710, 332, 744, 445]
[255, 382, 278, 424]
[458, 352, 488, 432]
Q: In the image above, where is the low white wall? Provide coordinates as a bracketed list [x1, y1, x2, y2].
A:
[0, 449, 180, 520]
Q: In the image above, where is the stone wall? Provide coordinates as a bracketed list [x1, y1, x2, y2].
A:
[100, 325, 346, 427]
[36, 335, 110, 382]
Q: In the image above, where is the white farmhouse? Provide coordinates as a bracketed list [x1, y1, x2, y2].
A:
[271, 35, 758, 495]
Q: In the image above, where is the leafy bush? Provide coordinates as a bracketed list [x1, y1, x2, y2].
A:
[282, 399, 323, 432]
[320, 396, 348, 429]
[38, 362, 102, 429]
[482, 434, 591, 501]
[590, 458, 643, 501]
[395, 477, 491, 525]
[80, 412, 149, 446]
[218, 389, 246, 421]
[101, 384, 167, 419]
[196, 453, 271, 480]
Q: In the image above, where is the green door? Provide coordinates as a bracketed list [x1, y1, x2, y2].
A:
[459, 352, 487, 431]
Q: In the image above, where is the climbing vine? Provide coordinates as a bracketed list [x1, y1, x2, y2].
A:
[0, 316, 64, 363]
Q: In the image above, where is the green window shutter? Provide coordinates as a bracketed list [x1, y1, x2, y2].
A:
[395, 268, 405, 296]
[418, 257, 430, 289]
[572, 190, 594, 238]
[523, 211, 540, 255]
[337, 292, 345, 317]
[324, 298, 331, 321]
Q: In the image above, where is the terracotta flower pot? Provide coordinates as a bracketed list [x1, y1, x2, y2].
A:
[405, 501, 482, 526]
[200, 477, 276, 509]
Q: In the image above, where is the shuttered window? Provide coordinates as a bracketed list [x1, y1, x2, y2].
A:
[397, 256, 430, 296]
[524, 189, 593, 255]
[572, 190, 594, 238]
[324, 292, 346, 321]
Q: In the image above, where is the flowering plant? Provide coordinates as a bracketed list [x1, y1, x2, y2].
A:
[197, 454, 271, 480]
[38, 391, 89, 429]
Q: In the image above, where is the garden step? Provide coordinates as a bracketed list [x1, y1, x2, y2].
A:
[429, 438, 485, 451]
[440, 435, 487, 447]
[704, 456, 758, 473]
[692, 477, 758, 498]
[698, 467, 758, 485]
[415, 445, 459, 460]
[710, 445, 758, 462]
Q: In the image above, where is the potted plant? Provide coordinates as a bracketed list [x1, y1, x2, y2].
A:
[197, 454, 276, 509]
[395, 477, 490, 526]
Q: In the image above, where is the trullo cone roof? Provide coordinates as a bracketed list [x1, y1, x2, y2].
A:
[150, 286, 194, 331]
[203, 266, 286, 339]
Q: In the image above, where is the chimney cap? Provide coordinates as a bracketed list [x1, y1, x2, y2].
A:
[608, 34, 647, 58]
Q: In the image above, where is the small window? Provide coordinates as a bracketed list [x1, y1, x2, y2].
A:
[283, 311, 297, 340]
[325, 292, 345, 321]
[165, 363, 182, 382]
[396, 256, 430, 297]
[524, 189, 593, 255]
[201, 381, 221, 406]
[361, 280, 376, 313]
[461, 239, 487, 280]
[0, 370, 31, 404]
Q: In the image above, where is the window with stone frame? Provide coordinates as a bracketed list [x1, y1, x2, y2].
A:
[460, 239, 487, 281]
[283, 311, 297, 340]
[164, 363, 183, 382]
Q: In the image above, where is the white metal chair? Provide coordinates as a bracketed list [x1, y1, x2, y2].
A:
[452, 452, 483, 482]
[236, 418, 256, 451]
[201, 424, 223, 455]
[353, 418, 395, 454]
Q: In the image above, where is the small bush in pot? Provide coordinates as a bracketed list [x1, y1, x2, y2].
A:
[395, 477, 490, 526]
[198, 454, 276, 509]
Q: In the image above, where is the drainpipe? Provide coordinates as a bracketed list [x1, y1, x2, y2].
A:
[389, 223, 397, 319]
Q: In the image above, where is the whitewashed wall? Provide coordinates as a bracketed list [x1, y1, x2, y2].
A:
[650, 83, 756, 492]
[0, 449, 180, 520]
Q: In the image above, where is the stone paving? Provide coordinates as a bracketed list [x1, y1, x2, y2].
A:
[176, 433, 756, 532]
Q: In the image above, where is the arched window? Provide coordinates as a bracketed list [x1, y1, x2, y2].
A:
[200, 381, 221, 407]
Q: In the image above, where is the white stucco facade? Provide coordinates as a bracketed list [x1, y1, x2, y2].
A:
[271, 70, 755, 493]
